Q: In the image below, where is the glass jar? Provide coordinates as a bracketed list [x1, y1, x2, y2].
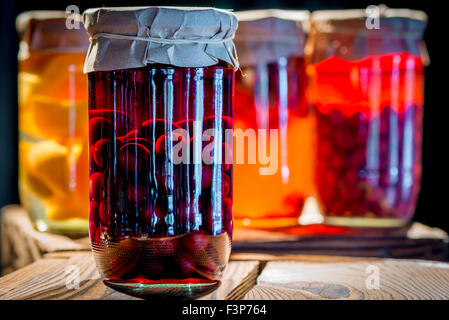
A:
[307, 8, 428, 227]
[17, 11, 90, 235]
[233, 10, 314, 228]
[83, 7, 237, 299]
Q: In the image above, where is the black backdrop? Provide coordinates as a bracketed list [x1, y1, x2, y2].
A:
[0, 0, 447, 233]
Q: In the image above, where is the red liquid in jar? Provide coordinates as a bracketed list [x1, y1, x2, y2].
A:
[309, 53, 424, 226]
[88, 64, 233, 295]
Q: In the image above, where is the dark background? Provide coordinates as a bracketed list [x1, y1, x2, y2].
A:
[0, 0, 447, 234]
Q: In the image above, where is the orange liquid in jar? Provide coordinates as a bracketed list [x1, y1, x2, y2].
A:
[18, 51, 89, 234]
[233, 57, 315, 228]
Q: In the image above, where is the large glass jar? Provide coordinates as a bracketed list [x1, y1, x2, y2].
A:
[308, 9, 428, 227]
[17, 11, 90, 235]
[83, 7, 237, 299]
[233, 10, 314, 228]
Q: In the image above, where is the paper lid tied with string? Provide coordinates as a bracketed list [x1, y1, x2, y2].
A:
[234, 9, 310, 66]
[82, 6, 239, 73]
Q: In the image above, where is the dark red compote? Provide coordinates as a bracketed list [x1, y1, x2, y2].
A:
[309, 53, 424, 227]
[88, 64, 234, 298]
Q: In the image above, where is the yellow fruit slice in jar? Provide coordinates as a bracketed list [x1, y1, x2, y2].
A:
[26, 140, 71, 197]
[29, 95, 88, 141]
[19, 141, 54, 199]
[33, 54, 87, 102]
[18, 72, 40, 106]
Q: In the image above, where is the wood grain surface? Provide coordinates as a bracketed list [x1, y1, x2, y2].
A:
[0, 253, 259, 300]
[244, 256, 449, 300]
[3, 205, 448, 277]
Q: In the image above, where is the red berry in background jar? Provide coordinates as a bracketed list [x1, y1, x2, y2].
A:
[329, 108, 344, 128]
[99, 199, 111, 225]
[89, 117, 113, 145]
[317, 117, 333, 139]
[347, 111, 367, 131]
[350, 149, 366, 167]
[343, 167, 359, 186]
[118, 142, 151, 174]
[89, 172, 102, 201]
[369, 202, 384, 217]
[330, 154, 346, 171]
[324, 170, 338, 188]
[329, 201, 345, 216]
[317, 139, 333, 158]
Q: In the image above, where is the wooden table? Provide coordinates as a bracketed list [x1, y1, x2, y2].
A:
[2, 205, 449, 300]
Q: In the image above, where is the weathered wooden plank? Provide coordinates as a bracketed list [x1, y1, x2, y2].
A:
[244, 256, 449, 300]
[0, 253, 259, 300]
[3, 205, 447, 277]
[200, 261, 259, 300]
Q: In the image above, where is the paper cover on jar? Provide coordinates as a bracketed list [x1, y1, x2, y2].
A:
[234, 9, 309, 66]
[308, 8, 429, 65]
[16, 11, 89, 60]
[82, 6, 239, 73]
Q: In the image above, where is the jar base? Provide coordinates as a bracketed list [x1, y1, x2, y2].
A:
[47, 219, 89, 236]
[323, 216, 409, 228]
[103, 279, 221, 300]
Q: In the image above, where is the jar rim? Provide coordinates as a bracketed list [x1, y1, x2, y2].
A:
[311, 8, 427, 23]
[235, 9, 310, 22]
[16, 10, 83, 36]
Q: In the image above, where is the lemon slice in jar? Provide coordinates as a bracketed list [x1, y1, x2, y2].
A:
[29, 95, 88, 141]
[26, 140, 71, 197]
[19, 141, 54, 199]
[18, 72, 40, 106]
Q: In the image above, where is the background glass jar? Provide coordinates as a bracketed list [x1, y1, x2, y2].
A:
[88, 64, 234, 297]
[17, 12, 90, 235]
[307, 9, 428, 227]
[233, 10, 314, 228]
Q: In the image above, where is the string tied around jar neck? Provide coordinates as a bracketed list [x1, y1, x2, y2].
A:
[89, 32, 240, 71]
[90, 32, 236, 45]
